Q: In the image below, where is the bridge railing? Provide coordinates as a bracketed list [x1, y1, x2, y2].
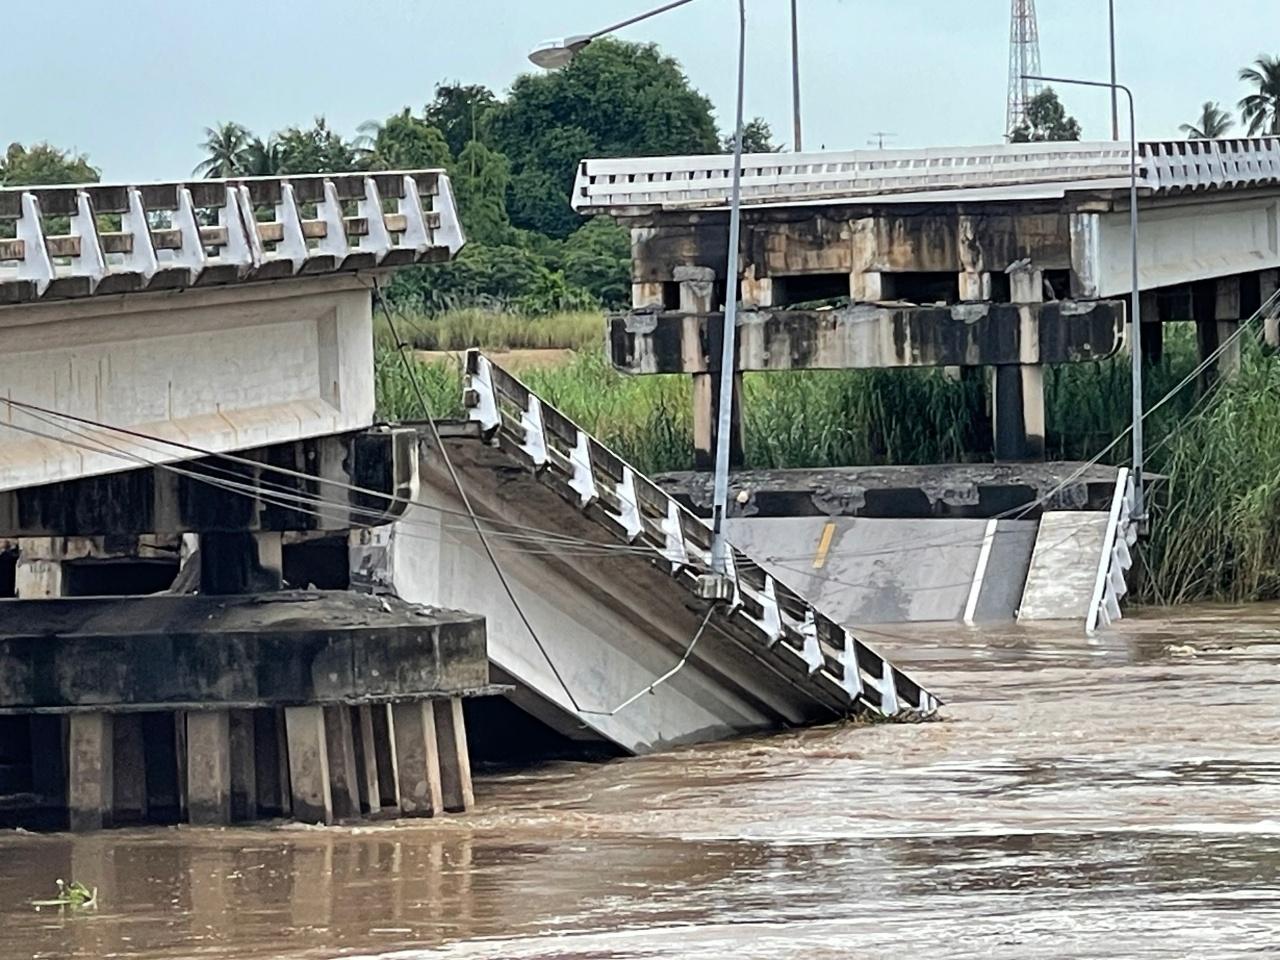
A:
[0, 170, 465, 304]
[1141, 137, 1280, 193]
[572, 137, 1280, 212]
[463, 348, 941, 720]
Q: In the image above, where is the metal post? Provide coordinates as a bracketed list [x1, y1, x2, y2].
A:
[1108, 0, 1120, 140]
[709, 0, 747, 575]
[1023, 73, 1143, 525]
[790, 0, 802, 151]
[1124, 85, 1144, 524]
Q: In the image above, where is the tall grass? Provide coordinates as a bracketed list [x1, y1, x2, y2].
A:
[374, 307, 603, 353]
[1141, 338, 1280, 604]
[374, 313, 1280, 605]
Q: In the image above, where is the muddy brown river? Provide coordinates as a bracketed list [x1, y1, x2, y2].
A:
[2, 605, 1278, 959]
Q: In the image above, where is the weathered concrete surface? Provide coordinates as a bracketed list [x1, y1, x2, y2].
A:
[0, 277, 376, 495]
[0, 428, 418, 538]
[726, 517, 1037, 624]
[1018, 511, 1110, 622]
[383, 452, 821, 755]
[659, 462, 1122, 519]
[0, 591, 488, 712]
[610, 301, 1124, 374]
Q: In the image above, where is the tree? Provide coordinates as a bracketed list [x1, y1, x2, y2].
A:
[490, 38, 720, 238]
[1181, 101, 1234, 139]
[357, 110, 451, 171]
[1239, 55, 1280, 135]
[425, 83, 499, 158]
[1009, 88, 1082, 142]
[194, 121, 253, 178]
[275, 117, 356, 174]
[1, 142, 99, 186]
[722, 117, 781, 153]
[242, 136, 284, 176]
[563, 216, 631, 309]
[451, 139, 512, 245]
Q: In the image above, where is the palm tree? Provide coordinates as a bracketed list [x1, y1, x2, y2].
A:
[241, 136, 284, 177]
[193, 122, 252, 178]
[1239, 55, 1280, 135]
[1180, 101, 1234, 139]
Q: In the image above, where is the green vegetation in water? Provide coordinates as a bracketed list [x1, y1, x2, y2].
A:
[31, 878, 97, 911]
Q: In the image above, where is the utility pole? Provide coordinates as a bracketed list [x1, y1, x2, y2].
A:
[1109, 0, 1120, 139]
[790, 0, 803, 151]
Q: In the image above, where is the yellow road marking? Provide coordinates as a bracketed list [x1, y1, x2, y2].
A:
[812, 521, 836, 569]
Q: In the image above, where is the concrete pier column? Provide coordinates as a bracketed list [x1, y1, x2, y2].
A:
[141, 712, 181, 817]
[1139, 290, 1163, 365]
[993, 365, 1046, 461]
[1215, 276, 1242, 379]
[15, 537, 63, 598]
[284, 705, 332, 824]
[254, 708, 291, 816]
[228, 709, 258, 822]
[185, 710, 232, 826]
[681, 265, 744, 471]
[1260, 270, 1280, 347]
[370, 704, 400, 811]
[111, 713, 148, 823]
[390, 701, 443, 817]
[992, 264, 1046, 461]
[433, 698, 474, 813]
[352, 706, 382, 816]
[849, 271, 884, 302]
[68, 712, 113, 832]
[29, 715, 67, 805]
[322, 705, 361, 820]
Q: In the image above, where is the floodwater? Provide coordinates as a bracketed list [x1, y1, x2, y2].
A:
[3, 605, 1279, 960]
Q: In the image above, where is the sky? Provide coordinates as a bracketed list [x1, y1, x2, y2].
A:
[4, 0, 1275, 182]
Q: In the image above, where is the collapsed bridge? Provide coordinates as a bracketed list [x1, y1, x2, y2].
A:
[0, 170, 938, 831]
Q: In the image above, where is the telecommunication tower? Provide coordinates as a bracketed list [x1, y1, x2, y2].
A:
[1006, 0, 1043, 137]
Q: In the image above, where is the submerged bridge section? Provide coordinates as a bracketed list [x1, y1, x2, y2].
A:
[573, 138, 1280, 629]
[354, 352, 939, 756]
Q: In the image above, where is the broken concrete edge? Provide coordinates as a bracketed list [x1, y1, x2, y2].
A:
[0, 425, 419, 537]
[656, 462, 1127, 519]
[455, 348, 943, 719]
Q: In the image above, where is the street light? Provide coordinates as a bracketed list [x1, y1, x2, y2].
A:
[528, 0, 696, 69]
[529, 0, 804, 152]
[530, 0, 749, 576]
[1024, 73, 1145, 525]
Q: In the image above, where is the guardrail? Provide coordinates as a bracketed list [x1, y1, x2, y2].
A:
[1086, 467, 1137, 634]
[0, 170, 465, 304]
[572, 137, 1280, 212]
[463, 348, 940, 719]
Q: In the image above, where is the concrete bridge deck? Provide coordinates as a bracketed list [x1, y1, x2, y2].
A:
[376, 350, 941, 755]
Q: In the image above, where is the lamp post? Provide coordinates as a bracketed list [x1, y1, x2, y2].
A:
[790, 0, 803, 151]
[1024, 73, 1145, 525]
[1108, 0, 1119, 140]
[530, 1, 750, 576]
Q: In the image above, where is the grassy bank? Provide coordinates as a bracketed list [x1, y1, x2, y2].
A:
[376, 310, 1280, 605]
